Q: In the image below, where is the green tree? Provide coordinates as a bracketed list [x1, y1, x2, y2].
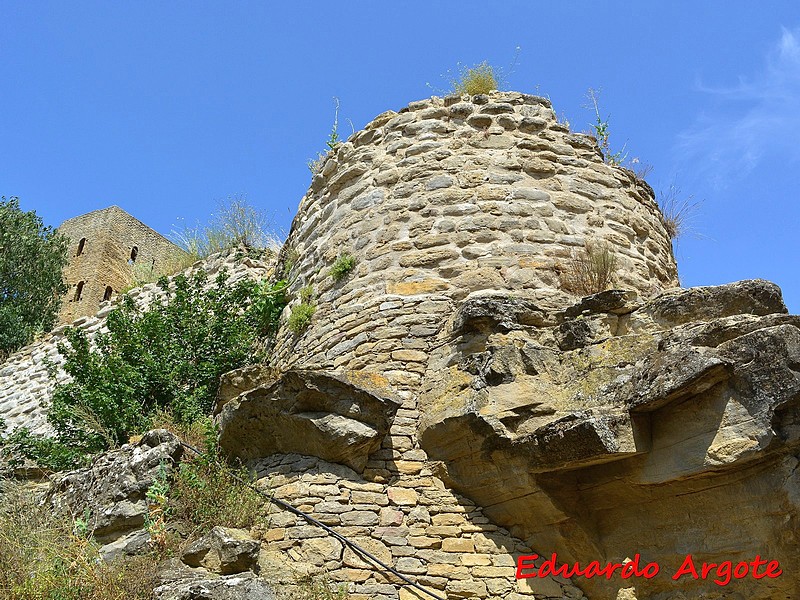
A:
[8, 270, 288, 468]
[0, 197, 69, 357]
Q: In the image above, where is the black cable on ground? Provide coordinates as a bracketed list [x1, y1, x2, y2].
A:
[178, 440, 447, 600]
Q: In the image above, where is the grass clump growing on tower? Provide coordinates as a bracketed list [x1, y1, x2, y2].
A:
[658, 183, 700, 241]
[288, 285, 315, 334]
[451, 61, 499, 95]
[561, 241, 618, 297]
[329, 253, 356, 282]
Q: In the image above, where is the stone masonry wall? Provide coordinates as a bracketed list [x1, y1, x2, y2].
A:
[253, 452, 585, 600]
[58, 206, 187, 324]
[271, 91, 678, 375]
[240, 92, 681, 599]
[0, 249, 273, 436]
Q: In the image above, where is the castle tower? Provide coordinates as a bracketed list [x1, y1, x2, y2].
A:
[57, 205, 186, 324]
[271, 91, 678, 373]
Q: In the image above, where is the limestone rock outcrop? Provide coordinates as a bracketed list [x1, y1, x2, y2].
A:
[418, 278, 799, 599]
[46, 429, 182, 544]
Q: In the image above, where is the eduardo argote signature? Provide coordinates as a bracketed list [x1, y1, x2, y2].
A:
[516, 553, 783, 587]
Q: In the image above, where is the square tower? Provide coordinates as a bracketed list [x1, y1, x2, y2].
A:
[57, 206, 188, 324]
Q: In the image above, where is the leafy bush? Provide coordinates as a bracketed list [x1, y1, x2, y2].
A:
[11, 270, 287, 469]
[0, 197, 69, 358]
[561, 241, 618, 296]
[329, 253, 356, 282]
[452, 61, 498, 95]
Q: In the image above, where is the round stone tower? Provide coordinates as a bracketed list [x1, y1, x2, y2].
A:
[271, 91, 677, 373]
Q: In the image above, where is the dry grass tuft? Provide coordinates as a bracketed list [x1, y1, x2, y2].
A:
[452, 61, 499, 95]
[658, 184, 700, 240]
[561, 241, 618, 296]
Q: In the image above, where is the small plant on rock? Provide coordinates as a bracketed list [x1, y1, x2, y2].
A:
[170, 419, 266, 534]
[288, 285, 315, 334]
[658, 183, 700, 241]
[446, 49, 520, 96]
[308, 98, 345, 175]
[144, 461, 171, 550]
[586, 88, 627, 166]
[329, 253, 356, 282]
[452, 61, 499, 95]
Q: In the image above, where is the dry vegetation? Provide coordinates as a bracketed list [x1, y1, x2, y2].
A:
[0, 481, 158, 599]
[561, 241, 618, 296]
[658, 183, 700, 240]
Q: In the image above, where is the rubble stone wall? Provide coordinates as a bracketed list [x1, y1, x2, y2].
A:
[0, 249, 273, 436]
[271, 91, 678, 375]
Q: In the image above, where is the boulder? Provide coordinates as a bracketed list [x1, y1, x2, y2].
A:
[216, 369, 400, 472]
[182, 527, 260, 575]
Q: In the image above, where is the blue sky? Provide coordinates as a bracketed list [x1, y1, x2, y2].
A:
[2, 2, 798, 311]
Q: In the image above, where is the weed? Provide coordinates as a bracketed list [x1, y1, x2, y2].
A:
[145, 461, 171, 550]
[283, 247, 301, 278]
[658, 183, 700, 240]
[308, 98, 345, 175]
[586, 88, 627, 166]
[629, 157, 654, 181]
[299, 285, 314, 304]
[0, 481, 157, 599]
[329, 253, 356, 282]
[442, 48, 521, 96]
[561, 241, 618, 296]
[288, 303, 315, 334]
[171, 196, 281, 259]
[287, 285, 316, 333]
[169, 422, 266, 535]
[452, 61, 498, 95]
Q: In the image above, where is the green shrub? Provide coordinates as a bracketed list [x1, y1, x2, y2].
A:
[288, 303, 315, 334]
[329, 253, 356, 282]
[452, 61, 498, 95]
[12, 270, 287, 470]
[0, 197, 69, 359]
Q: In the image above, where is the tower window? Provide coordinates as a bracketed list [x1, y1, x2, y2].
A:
[74, 281, 85, 301]
[130, 246, 138, 263]
[77, 238, 86, 256]
[103, 286, 113, 302]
